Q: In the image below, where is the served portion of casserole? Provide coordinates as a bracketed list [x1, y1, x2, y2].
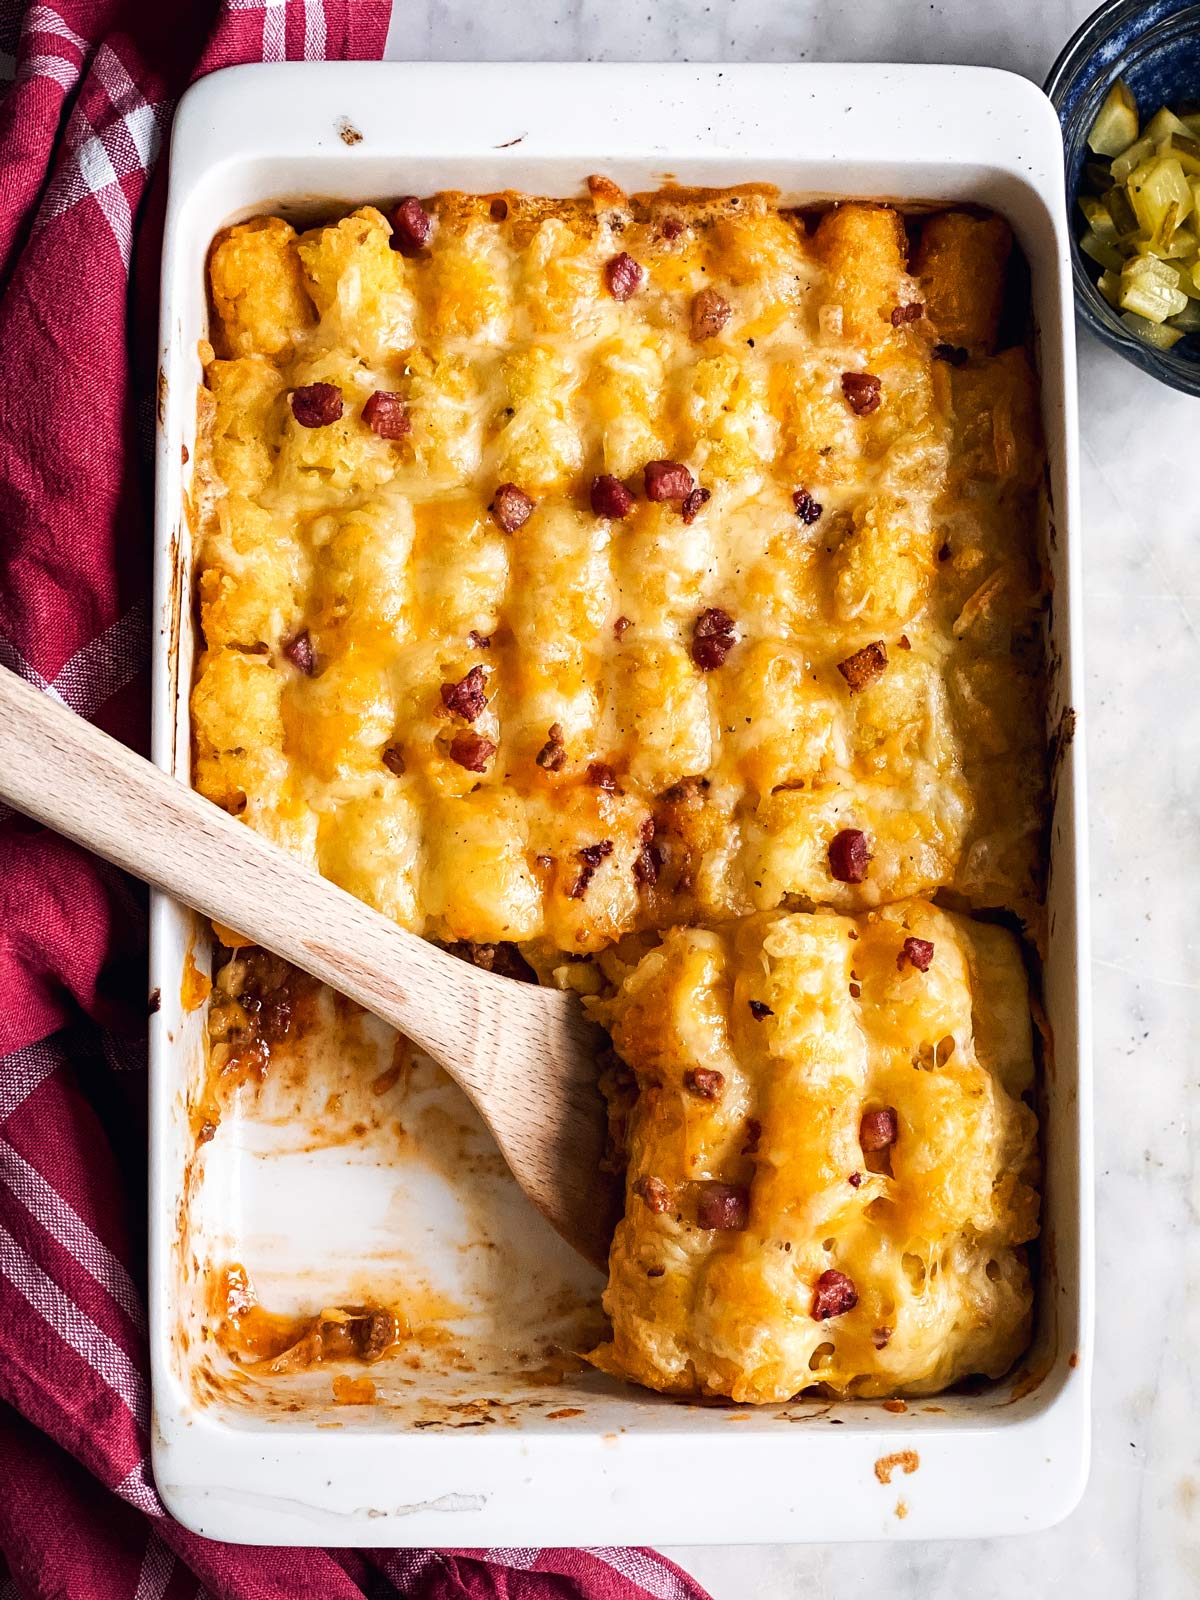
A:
[589, 901, 1038, 1401]
[193, 181, 1046, 1400]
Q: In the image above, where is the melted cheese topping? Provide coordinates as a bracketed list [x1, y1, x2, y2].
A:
[194, 186, 1047, 1401]
[587, 901, 1039, 1402]
[193, 190, 1046, 955]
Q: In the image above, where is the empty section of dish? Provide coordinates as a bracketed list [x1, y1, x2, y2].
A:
[177, 953, 606, 1425]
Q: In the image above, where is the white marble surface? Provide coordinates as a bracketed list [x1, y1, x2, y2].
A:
[389, 4, 1200, 1592]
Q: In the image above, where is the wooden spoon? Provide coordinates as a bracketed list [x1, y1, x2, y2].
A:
[0, 665, 617, 1270]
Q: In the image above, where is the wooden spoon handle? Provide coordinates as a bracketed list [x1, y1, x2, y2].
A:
[0, 664, 511, 1083]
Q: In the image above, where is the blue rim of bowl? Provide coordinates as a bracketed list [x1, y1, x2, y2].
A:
[1045, 0, 1200, 395]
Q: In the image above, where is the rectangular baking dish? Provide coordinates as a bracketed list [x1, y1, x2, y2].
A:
[150, 61, 1092, 1545]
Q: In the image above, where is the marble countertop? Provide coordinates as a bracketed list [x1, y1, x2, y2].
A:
[388, 4, 1195, 1592]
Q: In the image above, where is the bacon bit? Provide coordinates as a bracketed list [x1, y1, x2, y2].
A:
[859, 1107, 898, 1152]
[748, 1000, 773, 1020]
[690, 287, 731, 341]
[605, 251, 645, 301]
[283, 630, 315, 674]
[811, 1268, 858, 1321]
[848, 981, 861, 999]
[841, 371, 882, 416]
[660, 775, 709, 805]
[381, 744, 406, 776]
[691, 607, 737, 671]
[933, 342, 969, 366]
[591, 474, 635, 519]
[633, 846, 662, 887]
[587, 761, 618, 791]
[440, 664, 488, 721]
[613, 615, 634, 640]
[490, 483, 535, 533]
[792, 487, 823, 525]
[681, 486, 711, 525]
[937, 540, 952, 562]
[742, 1117, 762, 1155]
[646, 1264, 666, 1278]
[873, 1326, 893, 1350]
[362, 390, 411, 439]
[897, 633, 911, 650]
[828, 828, 870, 883]
[644, 459, 694, 502]
[448, 731, 495, 773]
[536, 723, 567, 772]
[468, 630, 491, 649]
[290, 383, 343, 428]
[848, 1170, 863, 1188]
[685, 1068, 725, 1100]
[633, 818, 662, 887]
[836, 640, 888, 694]
[391, 195, 433, 256]
[696, 1182, 750, 1232]
[635, 1175, 671, 1214]
[891, 302, 925, 326]
[568, 839, 614, 899]
[660, 217, 685, 241]
[897, 936, 934, 972]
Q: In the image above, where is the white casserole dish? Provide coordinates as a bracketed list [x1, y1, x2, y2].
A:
[150, 60, 1092, 1545]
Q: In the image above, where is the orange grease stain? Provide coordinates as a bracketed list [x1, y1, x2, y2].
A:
[181, 947, 212, 1012]
[332, 1374, 377, 1405]
[874, 1450, 920, 1485]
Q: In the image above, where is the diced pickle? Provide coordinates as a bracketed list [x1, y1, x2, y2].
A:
[1120, 309, 1185, 349]
[1080, 230, 1124, 272]
[1105, 185, 1141, 238]
[1088, 79, 1139, 157]
[1119, 255, 1189, 322]
[1144, 106, 1195, 145]
[1153, 258, 1196, 297]
[1112, 134, 1156, 184]
[1157, 132, 1200, 177]
[1127, 157, 1193, 238]
[1168, 296, 1200, 332]
[1078, 195, 1117, 240]
[1096, 269, 1122, 307]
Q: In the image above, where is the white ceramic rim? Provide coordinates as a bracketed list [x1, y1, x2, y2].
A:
[150, 60, 1093, 1546]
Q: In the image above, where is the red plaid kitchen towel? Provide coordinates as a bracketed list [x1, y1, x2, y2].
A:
[0, 4, 712, 1596]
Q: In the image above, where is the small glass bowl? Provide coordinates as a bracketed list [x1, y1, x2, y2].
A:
[1045, 0, 1200, 395]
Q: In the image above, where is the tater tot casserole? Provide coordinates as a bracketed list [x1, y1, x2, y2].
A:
[192, 179, 1047, 1402]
